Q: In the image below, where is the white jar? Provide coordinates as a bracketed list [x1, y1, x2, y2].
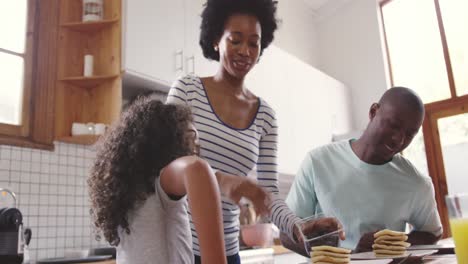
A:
[82, 0, 103, 22]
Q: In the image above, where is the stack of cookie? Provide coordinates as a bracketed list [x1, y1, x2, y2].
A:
[373, 229, 411, 257]
[310, 245, 351, 264]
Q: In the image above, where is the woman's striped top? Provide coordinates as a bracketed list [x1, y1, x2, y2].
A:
[166, 75, 299, 256]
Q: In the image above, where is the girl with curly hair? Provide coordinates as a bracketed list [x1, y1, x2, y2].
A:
[88, 96, 270, 264]
[167, 0, 343, 263]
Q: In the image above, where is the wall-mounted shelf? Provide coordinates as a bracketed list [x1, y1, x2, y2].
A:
[60, 19, 119, 33]
[55, 0, 122, 144]
[60, 74, 119, 88]
[57, 135, 100, 145]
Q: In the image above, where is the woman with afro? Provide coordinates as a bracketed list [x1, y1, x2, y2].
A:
[166, 0, 342, 263]
[88, 96, 270, 264]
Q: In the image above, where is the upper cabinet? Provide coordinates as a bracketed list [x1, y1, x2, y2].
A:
[246, 45, 353, 174]
[122, 0, 218, 91]
[183, 0, 218, 78]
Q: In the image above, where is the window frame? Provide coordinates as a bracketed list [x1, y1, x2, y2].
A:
[0, 0, 58, 150]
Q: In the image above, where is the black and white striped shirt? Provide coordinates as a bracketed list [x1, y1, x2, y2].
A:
[167, 75, 299, 256]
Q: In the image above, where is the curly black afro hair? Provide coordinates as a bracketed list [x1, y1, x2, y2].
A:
[88, 96, 195, 246]
[200, 0, 279, 61]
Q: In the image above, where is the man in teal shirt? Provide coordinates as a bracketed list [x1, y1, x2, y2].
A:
[283, 87, 442, 253]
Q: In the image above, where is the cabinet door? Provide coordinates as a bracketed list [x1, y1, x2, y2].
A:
[247, 45, 351, 174]
[246, 47, 296, 174]
[124, 0, 185, 85]
[184, 0, 218, 77]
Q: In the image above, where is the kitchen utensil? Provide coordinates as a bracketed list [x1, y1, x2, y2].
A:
[0, 188, 25, 264]
[295, 213, 343, 255]
[94, 123, 107, 135]
[241, 223, 274, 248]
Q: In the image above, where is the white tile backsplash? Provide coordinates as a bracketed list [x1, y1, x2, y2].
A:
[0, 142, 107, 262]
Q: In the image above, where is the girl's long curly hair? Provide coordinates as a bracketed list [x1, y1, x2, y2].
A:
[88, 96, 194, 246]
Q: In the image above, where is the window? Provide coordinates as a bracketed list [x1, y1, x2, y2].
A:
[381, 0, 467, 103]
[0, 0, 57, 149]
[0, 0, 33, 134]
[381, 0, 468, 237]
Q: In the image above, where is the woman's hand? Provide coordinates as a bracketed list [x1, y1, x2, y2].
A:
[293, 217, 346, 244]
[216, 171, 271, 217]
[227, 178, 271, 217]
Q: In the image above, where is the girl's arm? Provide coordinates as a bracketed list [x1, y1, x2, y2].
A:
[161, 156, 226, 264]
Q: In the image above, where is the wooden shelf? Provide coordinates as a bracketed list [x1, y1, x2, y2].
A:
[57, 135, 100, 145]
[60, 74, 119, 88]
[60, 19, 119, 33]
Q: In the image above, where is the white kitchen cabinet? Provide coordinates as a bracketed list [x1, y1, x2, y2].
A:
[184, 0, 219, 77]
[123, 0, 185, 85]
[246, 45, 352, 174]
[122, 0, 218, 89]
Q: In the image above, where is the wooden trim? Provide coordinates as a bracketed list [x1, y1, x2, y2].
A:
[431, 102, 468, 120]
[423, 114, 450, 238]
[30, 0, 59, 145]
[57, 135, 99, 145]
[433, 0, 457, 98]
[60, 19, 119, 33]
[0, 48, 24, 57]
[424, 102, 468, 238]
[0, 135, 54, 151]
[59, 74, 119, 88]
[425, 94, 468, 113]
[0, 124, 23, 136]
[20, 0, 38, 138]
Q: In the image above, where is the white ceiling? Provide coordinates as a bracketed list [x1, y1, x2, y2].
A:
[301, 0, 332, 11]
[300, 0, 356, 22]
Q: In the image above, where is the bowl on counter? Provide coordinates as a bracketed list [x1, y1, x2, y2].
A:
[241, 223, 274, 248]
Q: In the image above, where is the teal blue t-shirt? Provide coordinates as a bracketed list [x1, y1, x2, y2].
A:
[285, 140, 442, 249]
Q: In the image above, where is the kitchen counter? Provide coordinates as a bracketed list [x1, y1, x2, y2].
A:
[76, 261, 115, 264]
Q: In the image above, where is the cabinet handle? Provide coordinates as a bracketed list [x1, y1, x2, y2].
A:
[175, 50, 184, 72]
[187, 55, 195, 74]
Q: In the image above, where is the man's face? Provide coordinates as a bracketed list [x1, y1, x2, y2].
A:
[367, 103, 423, 161]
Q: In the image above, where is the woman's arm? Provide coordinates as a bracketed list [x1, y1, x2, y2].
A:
[256, 110, 301, 240]
[161, 156, 227, 264]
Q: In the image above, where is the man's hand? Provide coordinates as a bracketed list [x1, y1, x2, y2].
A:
[354, 231, 377, 253]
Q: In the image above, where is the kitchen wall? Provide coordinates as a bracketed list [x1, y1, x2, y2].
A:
[247, 45, 353, 174]
[0, 143, 107, 261]
[315, 0, 389, 131]
[275, 0, 320, 67]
